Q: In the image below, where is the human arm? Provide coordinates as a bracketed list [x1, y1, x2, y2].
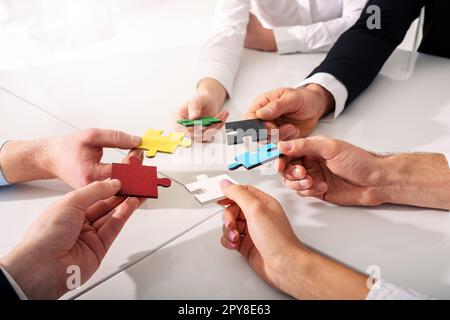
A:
[0, 129, 142, 188]
[277, 136, 450, 210]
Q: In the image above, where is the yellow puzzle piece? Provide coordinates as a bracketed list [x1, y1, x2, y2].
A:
[138, 129, 192, 158]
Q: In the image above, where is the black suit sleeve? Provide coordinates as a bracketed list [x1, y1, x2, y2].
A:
[0, 268, 20, 300]
[309, 0, 425, 106]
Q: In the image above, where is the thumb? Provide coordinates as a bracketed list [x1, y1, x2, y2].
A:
[62, 179, 122, 212]
[188, 101, 202, 119]
[278, 136, 340, 160]
[255, 92, 304, 121]
[220, 180, 261, 220]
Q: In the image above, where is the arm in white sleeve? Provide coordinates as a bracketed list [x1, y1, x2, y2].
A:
[298, 73, 348, 119]
[273, 0, 368, 54]
[0, 140, 10, 186]
[197, 0, 251, 96]
[367, 279, 430, 300]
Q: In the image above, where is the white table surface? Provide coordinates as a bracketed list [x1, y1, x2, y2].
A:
[1, 0, 449, 299]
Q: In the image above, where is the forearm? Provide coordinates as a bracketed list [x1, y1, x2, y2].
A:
[281, 247, 369, 300]
[378, 153, 450, 210]
[197, 78, 228, 110]
[0, 139, 55, 184]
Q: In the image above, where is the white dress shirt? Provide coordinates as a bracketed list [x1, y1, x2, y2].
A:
[198, 0, 368, 96]
[366, 279, 429, 300]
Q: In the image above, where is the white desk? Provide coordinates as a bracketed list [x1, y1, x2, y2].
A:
[1, 0, 449, 299]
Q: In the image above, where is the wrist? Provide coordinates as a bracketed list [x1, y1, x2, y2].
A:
[197, 78, 227, 111]
[0, 245, 60, 299]
[0, 139, 56, 184]
[303, 84, 335, 119]
[375, 153, 450, 209]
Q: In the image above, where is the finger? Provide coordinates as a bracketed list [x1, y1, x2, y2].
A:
[297, 182, 328, 197]
[220, 180, 275, 220]
[285, 162, 306, 180]
[82, 128, 142, 149]
[63, 180, 122, 212]
[221, 235, 239, 251]
[246, 89, 284, 119]
[278, 136, 341, 160]
[85, 196, 126, 223]
[282, 175, 314, 191]
[188, 101, 202, 119]
[222, 205, 239, 230]
[278, 123, 301, 141]
[90, 148, 144, 182]
[255, 91, 303, 121]
[97, 197, 141, 250]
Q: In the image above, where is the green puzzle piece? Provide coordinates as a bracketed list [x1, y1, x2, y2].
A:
[177, 117, 222, 127]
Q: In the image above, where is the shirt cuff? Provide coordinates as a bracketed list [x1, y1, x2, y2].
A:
[197, 60, 236, 97]
[0, 267, 28, 300]
[0, 140, 10, 186]
[297, 73, 348, 120]
[273, 26, 306, 55]
[366, 279, 429, 300]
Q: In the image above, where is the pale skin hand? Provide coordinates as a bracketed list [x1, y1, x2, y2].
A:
[0, 128, 143, 188]
[0, 179, 144, 299]
[244, 13, 277, 52]
[218, 180, 370, 299]
[175, 78, 229, 142]
[246, 85, 334, 141]
[277, 136, 450, 210]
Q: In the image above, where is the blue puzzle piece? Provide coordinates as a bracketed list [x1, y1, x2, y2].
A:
[228, 143, 281, 170]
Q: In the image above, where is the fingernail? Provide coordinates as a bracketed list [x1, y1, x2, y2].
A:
[286, 126, 298, 137]
[298, 179, 310, 188]
[220, 179, 233, 189]
[279, 141, 293, 151]
[109, 179, 121, 188]
[131, 136, 142, 145]
[223, 216, 231, 228]
[291, 167, 302, 178]
[258, 108, 272, 117]
[228, 230, 239, 242]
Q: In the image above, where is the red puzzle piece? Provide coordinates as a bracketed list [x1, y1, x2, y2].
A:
[111, 156, 171, 198]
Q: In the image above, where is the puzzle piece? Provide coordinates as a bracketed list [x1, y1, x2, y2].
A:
[185, 174, 238, 204]
[138, 129, 192, 158]
[225, 119, 268, 145]
[228, 143, 281, 170]
[111, 156, 171, 198]
[177, 117, 222, 127]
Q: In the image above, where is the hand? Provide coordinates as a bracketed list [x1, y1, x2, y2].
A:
[278, 136, 450, 209]
[0, 128, 142, 188]
[218, 180, 370, 300]
[218, 180, 307, 298]
[244, 13, 277, 52]
[0, 178, 143, 299]
[175, 78, 229, 142]
[277, 136, 387, 206]
[246, 85, 334, 141]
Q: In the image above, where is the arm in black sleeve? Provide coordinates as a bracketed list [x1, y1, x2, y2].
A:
[309, 0, 425, 106]
[0, 268, 19, 300]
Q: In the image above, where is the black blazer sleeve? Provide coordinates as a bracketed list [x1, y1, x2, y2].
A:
[309, 0, 425, 107]
[0, 268, 20, 300]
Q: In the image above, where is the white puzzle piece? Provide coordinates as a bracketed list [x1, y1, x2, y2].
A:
[185, 174, 238, 204]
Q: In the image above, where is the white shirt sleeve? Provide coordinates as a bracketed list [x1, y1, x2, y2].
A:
[197, 0, 251, 97]
[0, 140, 10, 186]
[366, 279, 430, 300]
[0, 267, 28, 299]
[297, 72, 349, 119]
[273, 0, 368, 54]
